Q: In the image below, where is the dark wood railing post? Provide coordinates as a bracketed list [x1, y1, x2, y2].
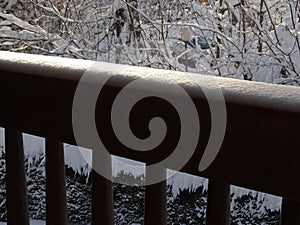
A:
[92, 150, 114, 225]
[281, 198, 300, 225]
[206, 180, 230, 225]
[5, 129, 30, 225]
[45, 139, 68, 225]
[144, 166, 167, 225]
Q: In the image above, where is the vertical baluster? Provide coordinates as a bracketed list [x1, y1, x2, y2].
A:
[281, 198, 300, 225]
[144, 166, 167, 225]
[92, 150, 113, 225]
[5, 129, 30, 225]
[45, 139, 68, 225]
[206, 180, 230, 225]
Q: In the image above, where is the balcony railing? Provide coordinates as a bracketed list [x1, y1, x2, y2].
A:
[0, 50, 300, 224]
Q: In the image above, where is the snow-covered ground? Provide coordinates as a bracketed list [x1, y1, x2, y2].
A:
[0, 220, 45, 225]
[0, 128, 281, 209]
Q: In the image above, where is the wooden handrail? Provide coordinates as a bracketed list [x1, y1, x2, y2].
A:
[0, 51, 300, 225]
[1, 51, 300, 205]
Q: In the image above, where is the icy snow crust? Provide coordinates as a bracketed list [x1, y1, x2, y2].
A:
[0, 128, 281, 209]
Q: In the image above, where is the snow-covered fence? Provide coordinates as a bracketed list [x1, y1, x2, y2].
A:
[0, 51, 300, 224]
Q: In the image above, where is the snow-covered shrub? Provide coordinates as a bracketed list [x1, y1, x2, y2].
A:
[168, 186, 207, 225]
[231, 192, 280, 225]
[1, 0, 299, 85]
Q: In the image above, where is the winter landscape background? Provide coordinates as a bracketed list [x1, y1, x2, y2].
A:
[0, 0, 299, 224]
